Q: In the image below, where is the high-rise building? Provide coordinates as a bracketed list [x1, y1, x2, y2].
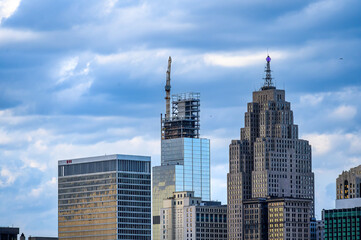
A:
[152, 58, 211, 239]
[160, 191, 227, 240]
[58, 154, 151, 240]
[227, 55, 314, 240]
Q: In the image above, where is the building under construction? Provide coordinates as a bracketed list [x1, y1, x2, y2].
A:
[161, 56, 200, 140]
[161, 92, 200, 139]
[152, 57, 210, 240]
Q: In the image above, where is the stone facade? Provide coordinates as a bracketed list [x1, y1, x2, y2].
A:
[227, 56, 314, 240]
[336, 165, 361, 199]
[160, 191, 227, 240]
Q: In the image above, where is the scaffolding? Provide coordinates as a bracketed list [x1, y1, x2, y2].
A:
[162, 93, 200, 139]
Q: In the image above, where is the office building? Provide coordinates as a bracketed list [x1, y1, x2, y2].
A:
[0, 227, 19, 240]
[160, 191, 227, 240]
[323, 207, 361, 240]
[58, 154, 151, 240]
[227, 55, 314, 240]
[152, 58, 210, 239]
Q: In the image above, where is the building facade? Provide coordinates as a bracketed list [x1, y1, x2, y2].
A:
[227, 56, 314, 240]
[316, 220, 325, 240]
[0, 227, 19, 240]
[323, 207, 361, 240]
[160, 191, 227, 240]
[153, 60, 211, 240]
[58, 154, 151, 240]
[336, 165, 361, 200]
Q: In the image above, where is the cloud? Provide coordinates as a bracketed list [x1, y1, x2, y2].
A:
[331, 105, 357, 120]
[300, 94, 324, 106]
[0, 167, 19, 187]
[0, 0, 21, 23]
[204, 51, 288, 68]
[29, 177, 57, 198]
[0, 28, 39, 45]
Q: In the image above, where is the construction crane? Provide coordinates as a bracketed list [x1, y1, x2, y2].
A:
[165, 56, 172, 120]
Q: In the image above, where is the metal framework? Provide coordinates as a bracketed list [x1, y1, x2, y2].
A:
[262, 55, 276, 90]
[162, 93, 200, 139]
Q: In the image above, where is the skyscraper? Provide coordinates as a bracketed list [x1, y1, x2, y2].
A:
[227, 56, 314, 240]
[58, 154, 151, 240]
[152, 57, 211, 239]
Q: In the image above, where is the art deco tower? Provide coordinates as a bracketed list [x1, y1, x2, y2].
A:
[227, 56, 314, 240]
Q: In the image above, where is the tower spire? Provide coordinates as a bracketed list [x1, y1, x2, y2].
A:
[262, 55, 275, 90]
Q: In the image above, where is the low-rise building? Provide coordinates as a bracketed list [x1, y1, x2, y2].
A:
[160, 191, 227, 240]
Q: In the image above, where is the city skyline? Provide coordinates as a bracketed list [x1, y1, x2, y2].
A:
[0, 0, 361, 237]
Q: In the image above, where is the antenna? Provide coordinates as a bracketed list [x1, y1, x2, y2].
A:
[165, 56, 172, 120]
[261, 55, 275, 90]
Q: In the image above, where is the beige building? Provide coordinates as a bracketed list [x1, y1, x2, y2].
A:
[58, 155, 151, 240]
[336, 165, 361, 199]
[160, 191, 227, 240]
[227, 56, 314, 240]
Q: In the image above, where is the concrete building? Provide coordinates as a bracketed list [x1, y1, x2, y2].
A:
[0, 227, 19, 240]
[58, 154, 151, 240]
[336, 165, 361, 199]
[160, 191, 227, 240]
[152, 59, 210, 239]
[227, 55, 314, 240]
[316, 220, 324, 240]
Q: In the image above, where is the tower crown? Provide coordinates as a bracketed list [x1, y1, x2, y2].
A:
[261, 55, 275, 90]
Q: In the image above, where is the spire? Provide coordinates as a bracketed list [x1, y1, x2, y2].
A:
[262, 55, 275, 90]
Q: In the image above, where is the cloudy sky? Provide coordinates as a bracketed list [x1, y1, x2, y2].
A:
[0, 0, 360, 236]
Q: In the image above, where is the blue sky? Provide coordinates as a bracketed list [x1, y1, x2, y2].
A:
[0, 0, 360, 236]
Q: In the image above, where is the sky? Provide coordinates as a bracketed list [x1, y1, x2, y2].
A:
[0, 0, 360, 236]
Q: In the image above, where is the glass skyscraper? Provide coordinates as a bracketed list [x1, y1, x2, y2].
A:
[58, 154, 151, 240]
[152, 92, 211, 239]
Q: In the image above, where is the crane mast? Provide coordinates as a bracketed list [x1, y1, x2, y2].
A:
[165, 56, 172, 120]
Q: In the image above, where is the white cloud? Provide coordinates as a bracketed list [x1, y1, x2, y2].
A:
[0, 0, 21, 23]
[57, 57, 79, 84]
[305, 133, 334, 156]
[0, 28, 39, 45]
[29, 177, 57, 198]
[300, 94, 324, 106]
[56, 80, 93, 102]
[203, 51, 288, 68]
[331, 105, 357, 120]
[0, 167, 19, 187]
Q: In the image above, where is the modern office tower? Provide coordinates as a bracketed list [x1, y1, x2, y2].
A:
[227, 55, 314, 240]
[58, 154, 151, 240]
[160, 191, 227, 240]
[153, 58, 211, 239]
[0, 227, 19, 240]
[336, 165, 361, 199]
